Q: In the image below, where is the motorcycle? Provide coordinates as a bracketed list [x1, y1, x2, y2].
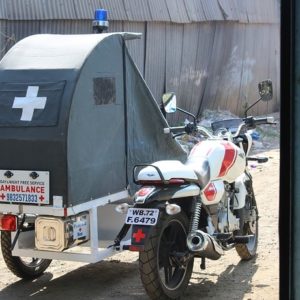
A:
[113, 80, 275, 299]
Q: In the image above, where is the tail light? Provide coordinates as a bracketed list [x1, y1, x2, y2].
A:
[0, 214, 17, 231]
[168, 179, 186, 185]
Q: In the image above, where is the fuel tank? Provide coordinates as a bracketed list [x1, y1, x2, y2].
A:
[186, 140, 246, 185]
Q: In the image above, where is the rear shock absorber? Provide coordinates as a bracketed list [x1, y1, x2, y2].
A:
[186, 196, 204, 252]
[189, 196, 202, 232]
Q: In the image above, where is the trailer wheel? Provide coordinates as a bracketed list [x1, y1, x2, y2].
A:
[1, 231, 52, 279]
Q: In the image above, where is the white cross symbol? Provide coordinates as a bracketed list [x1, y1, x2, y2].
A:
[12, 86, 47, 121]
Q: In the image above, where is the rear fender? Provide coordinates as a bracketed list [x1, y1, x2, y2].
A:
[130, 184, 200, 251]
[128, 202, 164, 251]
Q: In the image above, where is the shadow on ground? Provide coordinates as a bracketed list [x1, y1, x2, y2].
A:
[186, 258, 259, 299]
[0, 257, 258, 300]
[0, 260, 146, 300]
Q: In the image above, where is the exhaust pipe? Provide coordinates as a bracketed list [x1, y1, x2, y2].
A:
[187, 230, 223, 260]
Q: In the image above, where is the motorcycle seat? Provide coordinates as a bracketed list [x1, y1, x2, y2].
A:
[137, 160, 198, 183]
[185, 157, 211, 189]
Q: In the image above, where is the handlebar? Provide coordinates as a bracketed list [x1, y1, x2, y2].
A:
[164, 124, 214, 138]
[233, 116, 276, 138]
[164, 116, 275, 139]
[163, 126, 186, 134]
[252, 116, 275, 126]
[243, 116, 275, 129]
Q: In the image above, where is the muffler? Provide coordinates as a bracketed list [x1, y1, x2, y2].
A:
[187, 230, 223, 260]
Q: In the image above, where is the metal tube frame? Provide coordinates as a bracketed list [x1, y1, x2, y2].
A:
[4, 190, 131, 263]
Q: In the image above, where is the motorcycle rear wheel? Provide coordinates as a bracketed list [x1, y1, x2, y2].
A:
[1, 231, 52, 279]
[139, 211, 194, 300]
[235, 201, 258, 260]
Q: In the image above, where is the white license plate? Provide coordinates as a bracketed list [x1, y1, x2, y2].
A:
[125, 208, 159, 226]
[0, 170, 50, 205]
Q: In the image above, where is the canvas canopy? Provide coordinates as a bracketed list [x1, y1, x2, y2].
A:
[0, 33, 186, 207]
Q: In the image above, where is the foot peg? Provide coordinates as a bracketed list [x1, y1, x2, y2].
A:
[231, 235, 254, 244]
[213, 233, 253, 244]
[247, 156, 268, 163]
[213, 233, 232, 241]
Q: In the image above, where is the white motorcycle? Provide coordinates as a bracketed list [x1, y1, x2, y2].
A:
[114, 80, 275, 299]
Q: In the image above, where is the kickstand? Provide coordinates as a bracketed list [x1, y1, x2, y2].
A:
[200, 257, 206, 270]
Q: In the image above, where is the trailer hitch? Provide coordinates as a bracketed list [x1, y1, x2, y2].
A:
[108, 223, 131, 250]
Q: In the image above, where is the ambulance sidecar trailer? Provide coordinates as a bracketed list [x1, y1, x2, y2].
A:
[0, 29, 186, 279]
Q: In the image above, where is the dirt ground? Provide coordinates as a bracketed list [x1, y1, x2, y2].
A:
[0, 149, 279, 300]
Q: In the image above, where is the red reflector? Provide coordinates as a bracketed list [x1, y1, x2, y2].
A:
[129, 245, 144, 252]
[204, 183, 217, 201]
[0, 214, 17, 231]
[169, 179, 185, 185]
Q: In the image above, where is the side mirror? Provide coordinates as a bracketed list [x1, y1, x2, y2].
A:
[258, 80, 273, 101]
[162, 92, 177, 114]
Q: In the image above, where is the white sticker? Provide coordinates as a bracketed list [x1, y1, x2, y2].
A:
[0, 170, 50, 204]
[53, 196, 63, 208]
[12, 86, 47, 121]
[73, 220, 88, 239]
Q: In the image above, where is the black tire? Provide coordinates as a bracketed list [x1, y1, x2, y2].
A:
[1, 231, 52, 279]
[139, 212, 194, 300]
[235, 198, 259, 260]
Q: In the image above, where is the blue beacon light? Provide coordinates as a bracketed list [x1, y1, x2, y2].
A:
[93, 9, 109, 33]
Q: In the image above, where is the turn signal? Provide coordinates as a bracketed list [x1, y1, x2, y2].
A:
[166, 204, 181, 215]
[115, 203, 131, 214]
[0, 214, 17, 231]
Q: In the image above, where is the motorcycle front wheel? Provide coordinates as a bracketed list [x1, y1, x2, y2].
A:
[139, 211, 194, 300]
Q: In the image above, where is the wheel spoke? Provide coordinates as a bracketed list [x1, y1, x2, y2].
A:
[157, 218, 191, 290]
[164, 265, 173, 284]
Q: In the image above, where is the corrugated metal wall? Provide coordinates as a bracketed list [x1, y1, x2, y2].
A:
[0, 0, 280, 117]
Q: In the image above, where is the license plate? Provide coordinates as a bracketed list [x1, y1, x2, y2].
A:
[0, 170, 50, 205]
[125, 208, 159, 226]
